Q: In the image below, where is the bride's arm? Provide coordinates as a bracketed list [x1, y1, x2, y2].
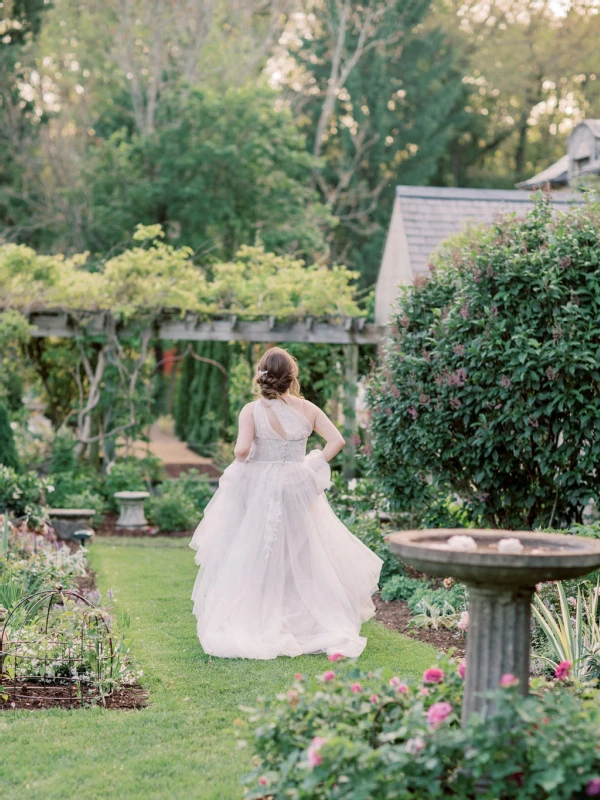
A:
[234, 403, 255, 461]
[311, 405, 345, 462]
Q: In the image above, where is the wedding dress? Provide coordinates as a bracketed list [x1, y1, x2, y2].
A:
[190, 398, 382, 659]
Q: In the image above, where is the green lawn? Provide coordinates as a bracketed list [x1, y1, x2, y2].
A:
[0, 538, 437, 800]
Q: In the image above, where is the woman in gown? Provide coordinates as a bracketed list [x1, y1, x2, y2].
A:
[190, 347, 382, 659]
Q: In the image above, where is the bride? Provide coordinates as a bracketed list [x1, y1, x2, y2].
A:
[190, 347, 382, 659]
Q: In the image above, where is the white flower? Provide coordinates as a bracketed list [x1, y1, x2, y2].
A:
[447, 535, 477, 552]
[348, 478, 357, 491]
[497, 538, 524, 554]
[405, 736, 426, 755]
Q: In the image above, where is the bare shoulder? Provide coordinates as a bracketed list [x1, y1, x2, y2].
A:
[297, 398, 322, 422]
[239, 401, 257, 417]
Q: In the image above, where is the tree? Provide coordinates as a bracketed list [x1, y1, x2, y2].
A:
[280, 0, 469, 285]
[85, 87, 335, 261]
[0, 403, 20, 471]
[433, 0, 600, 187]
[368, 195, 600, 529]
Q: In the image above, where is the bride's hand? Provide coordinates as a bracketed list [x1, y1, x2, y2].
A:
[304, 450, 331, 492]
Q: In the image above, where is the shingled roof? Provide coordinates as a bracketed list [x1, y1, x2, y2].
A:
[375, 185, 583, 324]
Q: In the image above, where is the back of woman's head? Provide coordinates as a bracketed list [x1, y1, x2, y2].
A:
[256, 347, 301, 399]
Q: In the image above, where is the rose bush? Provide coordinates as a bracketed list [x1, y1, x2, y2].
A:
[241, 654, 600, 799]
[368, 194, 600, 528]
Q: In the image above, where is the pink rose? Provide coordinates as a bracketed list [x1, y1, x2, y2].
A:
[587, 778, 600, 796]
[328, 652, 345, 662]
[288, 690, 298, 700]
[423, 667, 445, 684]
[458, 662, 466, 680]
[500, 673, 519, 687]
[554, 660, 572, 680]
[419, 687, 430, 696]
[370, 694, 379, 704]
[258, 776, 268, 786]
[389, 676, 402, 687]
[323, 670, 336, 682]
[350, 682, 362, 693]
[307, 736, 327, 769]
[457, 611, 469, 631]
[294, 673, 303, 681]
[426, 701, 453, 729]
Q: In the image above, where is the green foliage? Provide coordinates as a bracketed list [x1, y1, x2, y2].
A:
[0, 465, 48, 522]
[369, 195, 600, 529]
[0, 309, 32, 410]
[0, 403, 20, 471]
[0, 238, 360, 319]
[103, 456, 163, 512]
[242, 659, 600, 800]
[146, 472, 214, 532]
[87, 87, 335, 263]
[533, 581, 600, 680]
[380, 574, 423, 602]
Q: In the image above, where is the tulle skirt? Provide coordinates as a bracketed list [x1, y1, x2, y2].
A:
[190, 457, 383, 659]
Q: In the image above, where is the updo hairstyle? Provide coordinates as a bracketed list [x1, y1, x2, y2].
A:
[256, 347, 301, 399]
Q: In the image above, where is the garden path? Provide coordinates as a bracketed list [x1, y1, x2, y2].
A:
[130, 421, 221, 478]
[0, 538, 436, 800]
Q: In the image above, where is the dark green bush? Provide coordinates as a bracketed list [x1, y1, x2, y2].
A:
[380, 574, 425, 602]
[0, 403, 20, 471]
[0, 466, 48, 521]
[103, 455, 164, 510]
[368, 195, 600, 529]
[146, 471, 215, 532]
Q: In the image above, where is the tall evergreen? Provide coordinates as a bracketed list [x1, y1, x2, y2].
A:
[0, 404, 20, 471]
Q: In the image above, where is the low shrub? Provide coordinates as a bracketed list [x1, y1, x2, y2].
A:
[0, 466, 50, 524]
[103, 455, 164, 511]
[380, 574, 424, 602]
[146, 472, 214, 532]
[241, 656, 600, 800]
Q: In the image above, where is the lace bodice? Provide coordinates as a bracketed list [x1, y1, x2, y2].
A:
[250, 399, 312, 464]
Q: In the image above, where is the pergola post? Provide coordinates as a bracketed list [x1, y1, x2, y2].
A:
[342, 343, 359, 480]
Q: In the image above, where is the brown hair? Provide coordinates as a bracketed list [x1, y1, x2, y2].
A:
[255, 347, 301, 399]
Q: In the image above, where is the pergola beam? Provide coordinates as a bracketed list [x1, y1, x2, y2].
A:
[19, 310, 389, 345]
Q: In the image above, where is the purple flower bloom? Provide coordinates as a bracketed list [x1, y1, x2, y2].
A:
[546, 367, 558, 381]
[500, 375, 511, 389]
[587, 778, 600, 796]
[449, 397, 462, 410]
[460, 303, 469, 320]
[408, 406, 418, 421]
[419, 394, 430, 405]
[453, 344, 465, 357]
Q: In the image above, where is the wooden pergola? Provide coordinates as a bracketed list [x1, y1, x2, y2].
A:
[21, 309, 389, 477]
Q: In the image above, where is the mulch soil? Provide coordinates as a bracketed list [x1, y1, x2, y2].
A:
[0, 682, 148, 711]
[374, 595, 466, 658]
[96, 513, 192, 538]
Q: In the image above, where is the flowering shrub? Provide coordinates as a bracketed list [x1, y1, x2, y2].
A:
[241, 655, 600, 799]
[0, 466, 51, 524]
[368, 195, 600, 529]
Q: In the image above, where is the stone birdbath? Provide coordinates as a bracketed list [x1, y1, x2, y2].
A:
[387, 529, 600, 725]
[114, 491, 150, 528]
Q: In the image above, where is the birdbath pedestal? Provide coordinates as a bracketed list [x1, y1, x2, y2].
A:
[114, 491, 150, 528]
[387, 529, 600, 725]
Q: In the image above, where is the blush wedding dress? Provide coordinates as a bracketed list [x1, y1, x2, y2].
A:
[190, 398, 382, 659]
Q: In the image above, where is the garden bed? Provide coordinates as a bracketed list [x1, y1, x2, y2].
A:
[374, 595, 466, 657]
[0, 681, 148, 710]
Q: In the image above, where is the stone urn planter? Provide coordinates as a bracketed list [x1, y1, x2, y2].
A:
[387, 528, 600, 724]
[48, 508, 96, 544]
[114, 491, 150, 528]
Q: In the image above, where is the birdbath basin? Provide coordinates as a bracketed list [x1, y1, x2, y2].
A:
[387, 529, 600, 724]
[114, 491, 150, 528]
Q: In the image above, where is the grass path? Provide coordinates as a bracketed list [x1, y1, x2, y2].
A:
[0, 538, 437, 800]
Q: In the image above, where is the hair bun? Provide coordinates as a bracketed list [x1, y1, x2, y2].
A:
[255, 347, 300, 399]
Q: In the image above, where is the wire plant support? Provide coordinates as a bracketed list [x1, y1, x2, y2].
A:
[0, 585, 115, 709]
